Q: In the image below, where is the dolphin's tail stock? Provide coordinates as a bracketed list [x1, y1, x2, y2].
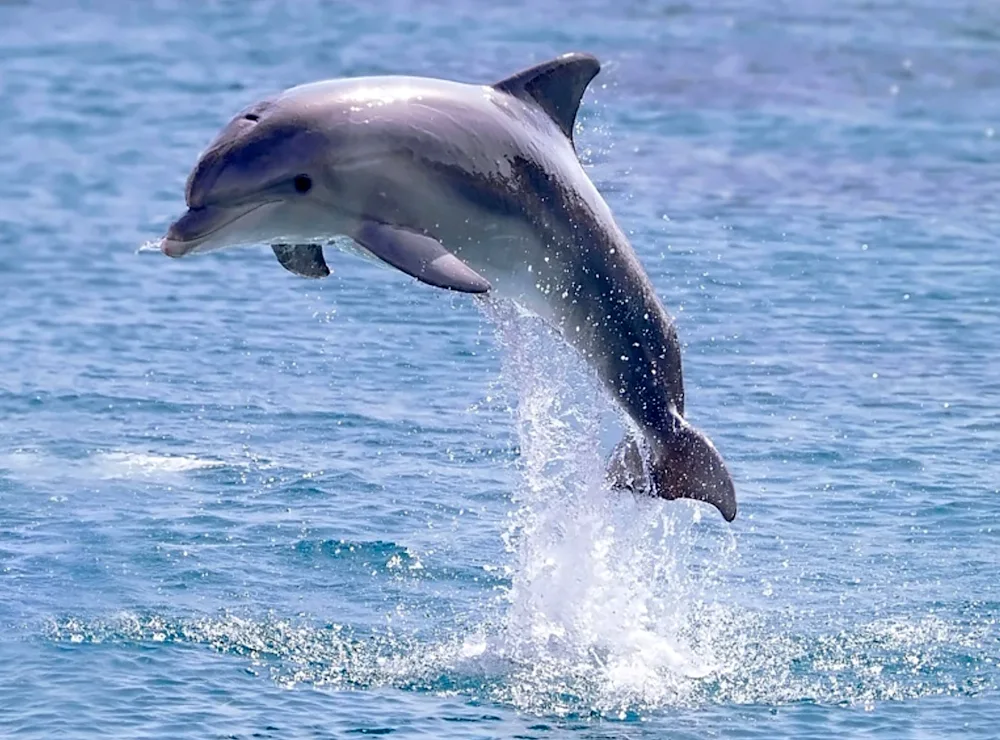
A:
[607, 411, 737, 522]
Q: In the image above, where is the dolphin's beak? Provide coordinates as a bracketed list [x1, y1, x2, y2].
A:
[162, 202, 271, 258]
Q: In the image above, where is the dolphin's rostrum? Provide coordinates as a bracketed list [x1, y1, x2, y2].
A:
[162, 53, 738, 522]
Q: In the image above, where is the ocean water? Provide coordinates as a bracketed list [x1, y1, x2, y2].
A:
[1, 0, 998, 737]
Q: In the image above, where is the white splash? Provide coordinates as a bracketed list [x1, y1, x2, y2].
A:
[480, 299, 738, 710]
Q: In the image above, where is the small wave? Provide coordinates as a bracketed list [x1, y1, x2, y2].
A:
[0, 449, 48, 477]
[0, 448, 230, 487]
[91, 451, 226, 478]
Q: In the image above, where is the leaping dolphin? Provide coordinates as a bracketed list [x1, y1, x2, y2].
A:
[161, 53, 738, 521]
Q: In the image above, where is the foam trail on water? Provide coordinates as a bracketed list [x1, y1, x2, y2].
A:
[479, 298, 737, 711]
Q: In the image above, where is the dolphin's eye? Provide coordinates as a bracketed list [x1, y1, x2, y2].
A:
[293, 175, 312, 194]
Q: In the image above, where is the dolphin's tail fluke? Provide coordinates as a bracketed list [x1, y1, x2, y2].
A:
[608, 411, 737, 522]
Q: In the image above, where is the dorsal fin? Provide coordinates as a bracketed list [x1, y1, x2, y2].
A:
[493, 52, 601, 144]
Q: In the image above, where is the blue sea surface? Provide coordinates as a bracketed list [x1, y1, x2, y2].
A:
[1, 1, 998, 737]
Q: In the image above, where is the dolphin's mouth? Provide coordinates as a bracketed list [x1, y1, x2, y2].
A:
[161, 202, 276, 257]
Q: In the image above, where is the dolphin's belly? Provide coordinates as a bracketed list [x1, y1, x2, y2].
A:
[446, 223, 571, 326]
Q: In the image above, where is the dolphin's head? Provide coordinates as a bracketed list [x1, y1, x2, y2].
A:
[162, 74, 538, 261]
[162, 97, 348, 258]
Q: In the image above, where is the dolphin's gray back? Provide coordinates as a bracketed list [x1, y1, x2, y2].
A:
[268, 78, 615, 264]
[275, 76, 570, 185]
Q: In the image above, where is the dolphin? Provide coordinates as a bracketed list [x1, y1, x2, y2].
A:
[161, 53, 737, 521]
